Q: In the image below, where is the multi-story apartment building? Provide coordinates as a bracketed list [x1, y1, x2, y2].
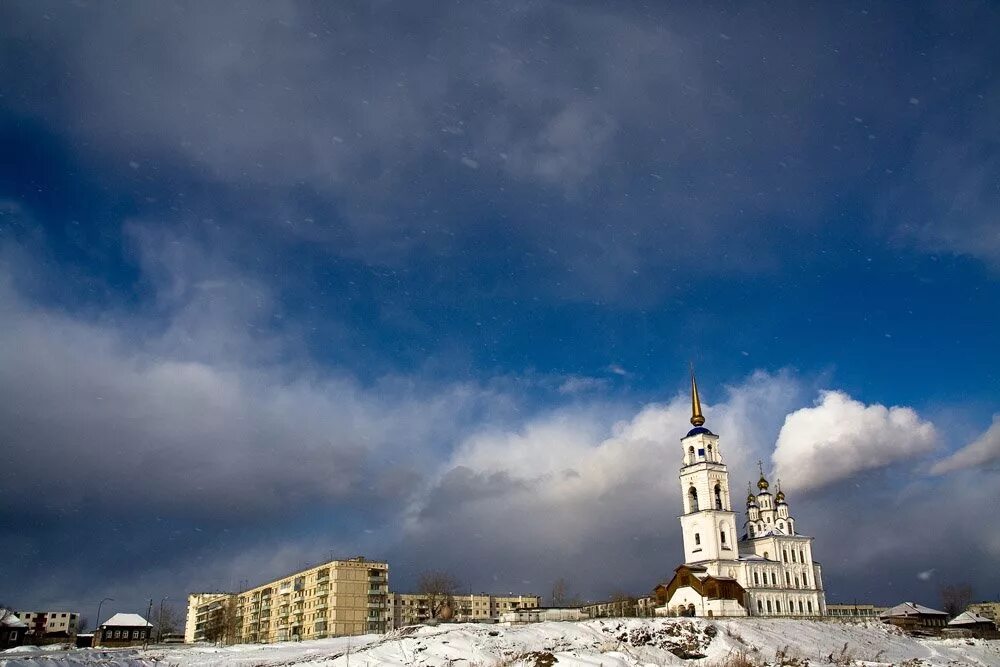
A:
[15, 611, 80, 638]
[186, 556, 389, 644]
[185, 593, 232, 643]
[967, 601, 1000, 622]
[392, 593, 540, 627]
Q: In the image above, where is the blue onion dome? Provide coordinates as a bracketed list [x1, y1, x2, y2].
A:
[687, 426, 714, 437]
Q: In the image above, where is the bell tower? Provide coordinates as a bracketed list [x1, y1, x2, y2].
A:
[677, 371, 739, 570]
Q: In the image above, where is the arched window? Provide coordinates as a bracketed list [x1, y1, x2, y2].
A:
[798, 600, 803, 613]
[714, 484, 723, 510]
[775, 600, 781, 613]
[771, 572, 776, 586]
[763, 551, 769, 559]
[688, 487, 699, 512]
[766, 600, 772, 613]
[753, 572, 759, 586]
[803, 572, 808, 587]
[695, 533, 701, 545]
[688, 446, 694, 462]
[720, 529, 727, 545]
[791, 550, 796, 563]
[749, 525, 755, 537]
[778, 521, 784, 531]
[757, 600, 762, 613]
[799, 549, 804, 563]
[785, 572, 790, 586]
[807, 601, 813, 613]
[687, 604, 695, 616]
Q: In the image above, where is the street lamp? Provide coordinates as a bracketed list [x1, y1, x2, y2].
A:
[157, 596, 169, 643]
[143, 599, 153, 650]
[95, 598, 113, 633]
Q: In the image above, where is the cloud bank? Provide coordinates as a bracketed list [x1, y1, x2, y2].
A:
[772, 391, 938, 492]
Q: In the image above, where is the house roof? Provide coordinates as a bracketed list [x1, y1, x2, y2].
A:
[1, 611, 27, 628]
[948, 611, 995, 626]
[879, 602, 949, 618]
[102, 613, 152, 627]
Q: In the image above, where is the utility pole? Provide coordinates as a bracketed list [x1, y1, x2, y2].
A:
[157, 596, 169, 643]
[144, 599, 153, 650]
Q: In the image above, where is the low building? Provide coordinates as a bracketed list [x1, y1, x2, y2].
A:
[826, 603, 888, 619]
[946, 611, 997, 634]
[966, 601, 1000, 622]
[186, 556, 390, 644]
[501, 607, 589, 623]
[879, 602, 949, 632]
[1, 611, 28, 649]
[95, 613, 152, 647]
[392, 593, 541, 627]
[16, 610, 80, 643]
[580, 596, 656, 618]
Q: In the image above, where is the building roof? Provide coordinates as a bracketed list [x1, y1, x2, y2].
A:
[879, 602, 949, 618]
[102, 613, 151, 627]
[1, 611, 27, 628]
[948, 611, 995, 626]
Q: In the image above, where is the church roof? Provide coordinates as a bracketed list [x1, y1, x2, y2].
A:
[686, 426, 715, 437]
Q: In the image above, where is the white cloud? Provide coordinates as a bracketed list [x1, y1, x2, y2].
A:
[930, 414, 1000, 474]
[772, 390, 938, 492]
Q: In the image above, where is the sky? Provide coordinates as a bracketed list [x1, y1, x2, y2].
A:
[1, 1, 999, 623]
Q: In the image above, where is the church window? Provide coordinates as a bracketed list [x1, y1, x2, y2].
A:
[766, 600, 772, 613]
[757, 600, 762, 613]
[695, 533, 701, 545]
[798, 600, 803, 613]
[688, 487, 699, 512]
[785, 572, 790, 586]
[720, 529, 727, 544]
[791, 550, 796, 563]
[753, 572, 759, 586]
[749, 525, 755, 537]
[714, 484, 723, 510]
[795, 576, 800, 588]
[763, 551, 769, 559]
[807, 601, 813, 613]
[799, 549, 804, 562]
[771, 572, 776, 586]
[775, 600, 781, 613]
[688, 446, 694, 462]
[783, 549, 788, 562]
[803, 572, 808, 586]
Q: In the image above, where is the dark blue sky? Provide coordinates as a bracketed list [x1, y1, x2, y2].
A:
[1, 1, 998, 622]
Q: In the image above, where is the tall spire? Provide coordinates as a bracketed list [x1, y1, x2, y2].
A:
[690, 365, 705, 427]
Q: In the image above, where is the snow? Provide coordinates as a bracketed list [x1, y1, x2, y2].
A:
[880, 601, 949, 618]
[949, 611, 995, 626]
[3, 618, 999, 666]
[101, 613, 152, 627]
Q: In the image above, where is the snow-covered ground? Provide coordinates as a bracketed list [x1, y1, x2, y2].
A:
[3, 618, 999, 666]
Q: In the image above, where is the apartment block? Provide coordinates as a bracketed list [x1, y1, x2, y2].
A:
[16, 611, 80, 639]
[186, 556, 389, 644]
[826, 603, 889, 619]
[392, 593, 540, 627]
[185, 593, 232, 643]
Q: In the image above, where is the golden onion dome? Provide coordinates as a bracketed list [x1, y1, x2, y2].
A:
[776, 490, 786, 502]
[757, 475, 769, 491]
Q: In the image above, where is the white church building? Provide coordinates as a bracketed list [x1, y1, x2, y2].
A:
[656, 374, 828, 618]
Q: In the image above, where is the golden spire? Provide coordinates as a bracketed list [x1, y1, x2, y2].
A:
[690, 365, 705, 427]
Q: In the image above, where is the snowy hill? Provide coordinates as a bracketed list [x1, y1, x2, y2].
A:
[3, 618, 999, 666]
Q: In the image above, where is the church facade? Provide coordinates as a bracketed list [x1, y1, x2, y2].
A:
[657, 375, 827, 618]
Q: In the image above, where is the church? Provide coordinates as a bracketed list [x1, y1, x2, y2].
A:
[655, 374, 828, 618]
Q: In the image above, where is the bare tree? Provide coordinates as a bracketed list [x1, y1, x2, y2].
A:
[550, 578, 582, 607]
[416, 571, 460, 620]
[76, 615, 89, 634]
[203, 597, 238, 645]
[940, 583, 973, 616]
[153, 604, 182, 640]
